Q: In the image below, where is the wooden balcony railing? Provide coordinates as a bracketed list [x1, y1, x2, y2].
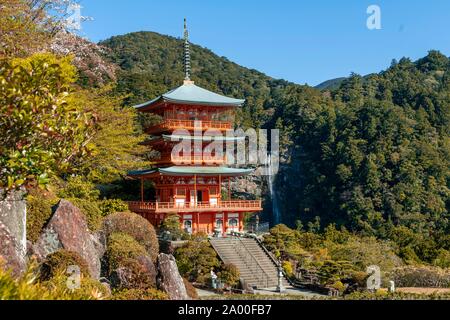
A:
[146, 119, 233, 134]
[157, 152, 227, 165]
[128, 200, 262, 214]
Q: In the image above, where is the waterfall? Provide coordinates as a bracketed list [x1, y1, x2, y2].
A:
[266, 155, 280, 226]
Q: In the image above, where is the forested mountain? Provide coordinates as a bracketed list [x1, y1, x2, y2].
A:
[315, 77, 347, 90]
[100, 31, 290, 128]
[101, 32, 449, 265]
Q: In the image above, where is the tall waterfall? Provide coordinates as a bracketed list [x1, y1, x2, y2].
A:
[266, 155, 280, 226]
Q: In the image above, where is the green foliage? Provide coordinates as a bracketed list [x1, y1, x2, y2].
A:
[0, 0, 50, 57]
[98, 199, 129, 217]
[73, 86, 150, 187]
[0, 53, 96, 191]
[112, 288, 168, 300]
[26, 188, 58, 242]
[269, 51, 449, 264]
[391, 266, 450, 288]
[39, 250, 90, 281]
[174, 235, 220, 283]
[106, 232, 147, 273]
[218, 263, 240, 288]
[58, 176, 100, 200]
[282, 261, 294, 277]
[0, 264, 107, 300]
[160, 213, 185, 240]
[67, 198, 103, 232]
[102, 212, 159, 262]
[106, 233, 156, 290]
[433, 249, 450, 269]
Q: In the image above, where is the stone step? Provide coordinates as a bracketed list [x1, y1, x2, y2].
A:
[210, 237, 289, 289]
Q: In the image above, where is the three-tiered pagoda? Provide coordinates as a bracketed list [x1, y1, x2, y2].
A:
[128, 20, 262, 235]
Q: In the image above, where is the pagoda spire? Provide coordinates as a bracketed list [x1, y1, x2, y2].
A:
[183, 18, 192, 82]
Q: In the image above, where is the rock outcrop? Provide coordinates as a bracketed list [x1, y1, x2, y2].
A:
[156, 253, 189, 300]
[0, 189, 27, 276]
[34, 200, 101, 279]
[110, 255, 157, 290]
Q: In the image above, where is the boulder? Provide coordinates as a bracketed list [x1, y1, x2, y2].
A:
[34, 200, 101, 279]
[0, 221, 25, 276]
[110, 255, 157, 290]
[0, 189, 27, 276]
[156, 253, 189, 300]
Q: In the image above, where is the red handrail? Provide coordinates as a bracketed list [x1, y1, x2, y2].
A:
[127, 200, 262, 213]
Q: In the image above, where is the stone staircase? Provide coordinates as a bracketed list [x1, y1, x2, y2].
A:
[210, 237, 289, 289]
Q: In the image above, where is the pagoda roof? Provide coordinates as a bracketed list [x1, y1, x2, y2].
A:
[128, 166, 254, 178]
[134, 81, 245, 110]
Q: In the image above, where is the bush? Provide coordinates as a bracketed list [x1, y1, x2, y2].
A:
[0, 265, 107, 300]
[58, 176, 100, 200]
[110, 258, 156, 290]
[106, 233, 147, 273]
[160, 213, 184, 240]
[282, 261, 294, 277]
[218, 263, 240, 288]
[326, 236, 403, 273]
[433, 249, 450, 268]
[174, 236, 220, 283]
[183, 278, 199, 300]
[68, 198, 103, 232]
[26, 190, 58, 242]
[103, 212, 159, 262]
[98, 199, 129, 217]
[40, 250, 90, 281]
[391, 266, 450, 288]
[112, 288, 168, 300]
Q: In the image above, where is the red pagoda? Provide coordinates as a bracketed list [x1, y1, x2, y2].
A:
[127, 20, 262, 235]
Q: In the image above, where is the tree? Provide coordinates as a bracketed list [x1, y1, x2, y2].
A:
[0, 53, 96, 191]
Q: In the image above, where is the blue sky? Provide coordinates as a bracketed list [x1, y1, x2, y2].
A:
[80, 0, 450, 86]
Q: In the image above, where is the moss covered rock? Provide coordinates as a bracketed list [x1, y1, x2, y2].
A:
[40, 250, 90, 281]
[103, 212, 159, 262]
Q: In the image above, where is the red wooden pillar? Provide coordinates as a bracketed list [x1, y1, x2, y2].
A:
[222, 213, 225, 236]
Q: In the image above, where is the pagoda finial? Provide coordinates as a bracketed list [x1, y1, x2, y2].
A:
[183, 18, 192, 83]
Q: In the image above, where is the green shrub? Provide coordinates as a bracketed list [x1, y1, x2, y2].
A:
[174, 236, 220, 283]
[160, 213, 184, 240]
[326, 236, 403, 273]
[218, 263, 240, 288]
[433, 249, 450, 268]
[391, 266, 450, 288]
[26, 193, 58, 242]
[98, 199, 129, 217]
[282, 261, 294, 277]
[58, 176, 100, 200]
[331, 281, 345, 293]
[40, 250, 90, 281]
[0, 265, 107, 300]
[68, 198, 103, 232]
[112, 288, 168, 300]
[103, 212, 159, 262]
[183, 278, 199, 300]
[106, 233, 147, 273]
[111, 258, 156, 290]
